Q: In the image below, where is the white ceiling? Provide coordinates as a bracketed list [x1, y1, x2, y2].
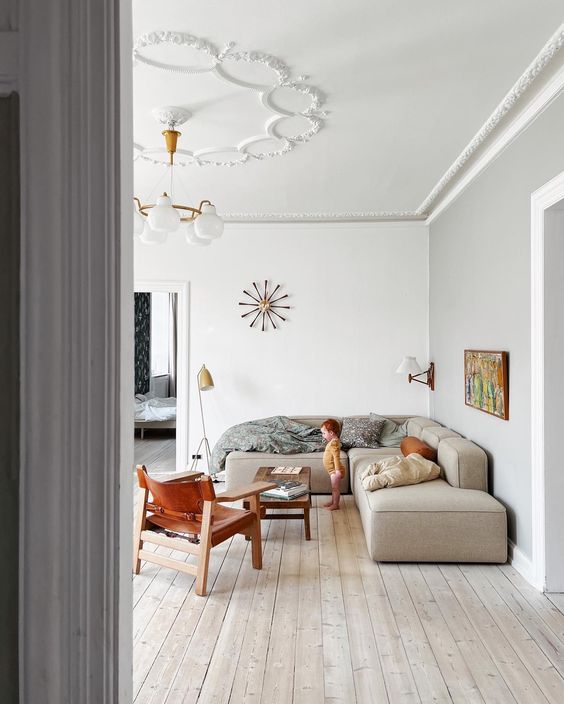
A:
[133, 0, 564, 219]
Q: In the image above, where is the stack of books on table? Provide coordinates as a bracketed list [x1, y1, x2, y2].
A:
[261, 480, 309, 500]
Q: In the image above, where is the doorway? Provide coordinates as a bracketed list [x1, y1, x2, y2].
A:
[134, 281, 189, 473]
[531, 171, 564, 592]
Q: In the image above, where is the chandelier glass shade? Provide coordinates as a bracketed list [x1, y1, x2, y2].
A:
[134, 123, 224, 245]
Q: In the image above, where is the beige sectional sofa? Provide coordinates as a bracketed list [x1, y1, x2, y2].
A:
[224, 415, 507, 563]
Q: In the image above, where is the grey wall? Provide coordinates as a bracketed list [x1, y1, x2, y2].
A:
[0, 93, 19, 703]
[429, 92, 564, 560]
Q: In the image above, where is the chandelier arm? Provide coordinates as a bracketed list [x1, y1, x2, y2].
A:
[138, 202, 203, 221]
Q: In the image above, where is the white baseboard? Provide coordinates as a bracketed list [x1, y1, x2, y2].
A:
[507, 539, 536, 588]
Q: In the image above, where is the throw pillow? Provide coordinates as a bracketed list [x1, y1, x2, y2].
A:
[400, 436, 437, 462]
[340, 416, 385, 449]
[370, 413, 408, 447]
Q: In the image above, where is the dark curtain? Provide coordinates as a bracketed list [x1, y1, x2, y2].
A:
[134, 292, 151, 394]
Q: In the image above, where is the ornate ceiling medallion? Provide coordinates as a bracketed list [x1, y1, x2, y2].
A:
[133, 31, 327, 167]
[238, 281, 290, 331]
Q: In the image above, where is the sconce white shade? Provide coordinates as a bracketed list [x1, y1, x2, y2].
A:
[185, 221, 212, 247]
[147, 193, 181, 233]
[194, 203, 224, 240]
[139, 224, 167, 245]
[396, 356, 422, 375]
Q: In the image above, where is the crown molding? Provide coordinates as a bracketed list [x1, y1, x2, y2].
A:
[223, 219, 428, 230]
[221, 211, 424, 223]
[423, 23, 564, 221]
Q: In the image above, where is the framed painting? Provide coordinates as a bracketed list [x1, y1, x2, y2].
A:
[464, 350, 509, 420]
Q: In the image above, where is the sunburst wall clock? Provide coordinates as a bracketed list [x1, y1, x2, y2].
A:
[238, 280, 290, 331]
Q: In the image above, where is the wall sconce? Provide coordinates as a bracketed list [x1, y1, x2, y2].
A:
[396, 356, 435, 390]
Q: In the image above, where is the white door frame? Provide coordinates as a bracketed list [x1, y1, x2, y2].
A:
[20, 0, 132, 700]
[531, 170, 564, 591]
[134, 281, 190, 472]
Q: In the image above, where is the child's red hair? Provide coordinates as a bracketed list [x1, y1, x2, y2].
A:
[321, 418, 341, 436]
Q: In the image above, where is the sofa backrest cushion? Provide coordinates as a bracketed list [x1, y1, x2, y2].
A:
[400, 436, 437, 462]
[286, 415, 488, 493]
[437, 437, 488, 491]
[421, 426, 461, 450]
[406, 416, 441, 438]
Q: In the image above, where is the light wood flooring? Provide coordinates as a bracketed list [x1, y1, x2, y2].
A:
[134, 431, 176, 473]
[133, 493, 564, 703]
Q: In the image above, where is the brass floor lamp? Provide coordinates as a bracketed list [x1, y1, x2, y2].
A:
[190, 364, 215, 474]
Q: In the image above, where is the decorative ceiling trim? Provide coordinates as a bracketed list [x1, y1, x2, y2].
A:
[132, 25, 564, 223]
[418, 23, 564, 216]
[221, 212, 425, 222]
[133, 31, 327, 167]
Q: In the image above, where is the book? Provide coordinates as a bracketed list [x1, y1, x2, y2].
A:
[261, 480, 309, 500]
[261, 487, 309, 500]
[271, 466, 303, 475]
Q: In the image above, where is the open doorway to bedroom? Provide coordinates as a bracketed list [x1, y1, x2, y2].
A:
[531, 171, 564, 594]
[134, 281, 189, 474]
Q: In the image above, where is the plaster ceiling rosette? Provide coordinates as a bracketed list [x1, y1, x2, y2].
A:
[133, 31, 328, 168]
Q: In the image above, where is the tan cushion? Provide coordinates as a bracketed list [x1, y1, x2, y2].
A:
[421, 426, 461, 450]
[361, 454, 440, 491]
[347, 448, 402, 491]
[354, 473, 507, 563]
[400, 436, 437, 461]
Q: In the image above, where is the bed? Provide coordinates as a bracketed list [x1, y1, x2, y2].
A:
[134, 393, 177, 438]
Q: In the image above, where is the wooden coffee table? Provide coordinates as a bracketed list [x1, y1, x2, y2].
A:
[245, 466, 312, 541]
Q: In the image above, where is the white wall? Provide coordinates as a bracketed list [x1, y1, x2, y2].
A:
[135, 222, 430, 460]
[429, 92, 564, 561]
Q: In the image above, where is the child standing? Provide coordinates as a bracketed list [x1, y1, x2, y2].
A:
[320, 418, 345, 511]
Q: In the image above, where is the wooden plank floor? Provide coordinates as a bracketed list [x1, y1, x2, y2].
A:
[133, 494, 564, 703]
[134, 432, 176, 473]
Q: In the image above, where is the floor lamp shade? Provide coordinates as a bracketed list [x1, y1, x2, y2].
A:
[198, 365, 214, 391]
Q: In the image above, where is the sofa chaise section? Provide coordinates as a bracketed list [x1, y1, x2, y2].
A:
[353, 472, 507, 562]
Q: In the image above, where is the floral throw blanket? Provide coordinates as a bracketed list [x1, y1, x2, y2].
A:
[211, 416, 325, 473]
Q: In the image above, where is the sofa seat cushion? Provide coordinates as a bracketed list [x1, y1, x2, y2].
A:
[354, 472, 507, 563]
[224, 450, 349, 494]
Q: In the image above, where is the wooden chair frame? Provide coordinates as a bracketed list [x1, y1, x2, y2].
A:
[133, 465, 275, 596]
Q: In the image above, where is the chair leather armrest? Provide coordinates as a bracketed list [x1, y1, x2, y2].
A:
[159, 471, 204, 484]
[216, 481, 277, 502]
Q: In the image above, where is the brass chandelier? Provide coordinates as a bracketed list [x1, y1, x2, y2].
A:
[134, 115, 224, 246]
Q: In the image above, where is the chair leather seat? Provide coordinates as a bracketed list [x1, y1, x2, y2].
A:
[147, 504, 255, 545]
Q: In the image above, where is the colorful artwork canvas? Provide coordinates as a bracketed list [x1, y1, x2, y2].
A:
[464, 350, 508, 420]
